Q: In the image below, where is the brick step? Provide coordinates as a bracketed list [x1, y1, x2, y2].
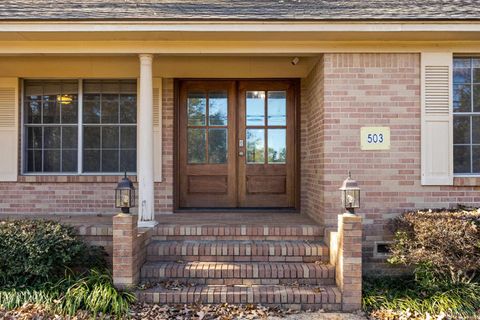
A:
[141, 262, 335, 285]
[146, 240, 329, 263]
[135, 284, 342, 311]
[152, 224, 323, 241]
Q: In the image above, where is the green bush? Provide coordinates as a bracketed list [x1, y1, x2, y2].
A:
[388, 207, 480, 283]
[0, 270, 135, 318]
[0, 219, 106, 287]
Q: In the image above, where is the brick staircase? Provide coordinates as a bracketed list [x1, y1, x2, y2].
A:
[135, 213, 343, 311]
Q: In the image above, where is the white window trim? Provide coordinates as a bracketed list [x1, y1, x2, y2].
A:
[20, 78, 138, 176]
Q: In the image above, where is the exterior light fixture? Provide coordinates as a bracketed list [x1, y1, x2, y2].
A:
[339, 171, 360, 214]
[115, 172, 135, 214]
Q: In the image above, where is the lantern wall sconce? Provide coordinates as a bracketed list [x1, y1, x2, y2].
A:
[115, 173, 136, 214]
[339, 171, 361, 214]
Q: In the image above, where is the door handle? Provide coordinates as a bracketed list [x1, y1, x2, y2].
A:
[239, 151, 244, 156]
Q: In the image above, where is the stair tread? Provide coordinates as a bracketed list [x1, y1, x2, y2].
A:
[141, 261, 335, 279]
[136, 284, 342, 306]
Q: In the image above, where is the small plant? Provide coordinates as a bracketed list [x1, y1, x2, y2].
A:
[0, 219, 106, 287]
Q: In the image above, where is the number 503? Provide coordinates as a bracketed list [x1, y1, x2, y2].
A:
[367, 133, 384, 144]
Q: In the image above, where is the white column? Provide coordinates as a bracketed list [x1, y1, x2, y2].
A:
[137, 54, 157, 227]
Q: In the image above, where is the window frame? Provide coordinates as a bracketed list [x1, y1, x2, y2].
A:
[453, 56, 480, 177]
[20, 78, 138, 176]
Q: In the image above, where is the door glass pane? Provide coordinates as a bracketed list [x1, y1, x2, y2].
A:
[453, 116, 470, 144]
[246, 91, 265, 126]
[187, 128, 206, 164]
[188, 92, 206, 126]
[246, 129, 265, 164]
[267, 91, 286, 126]
[208, 128, 227, 164]
[454, 145, 471, 173]
[268, 129, 286, 163]
[209, 91, 228, 126]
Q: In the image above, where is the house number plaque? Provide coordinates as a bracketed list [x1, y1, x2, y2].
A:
[360, 127, 390, 150]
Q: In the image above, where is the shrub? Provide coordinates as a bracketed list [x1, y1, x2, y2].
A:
[0, 219, 106, 287]
[0, 270, 135, 318]
[388, 207, 480, 283]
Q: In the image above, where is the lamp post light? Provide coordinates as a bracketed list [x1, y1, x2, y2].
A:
[339, 171, 360, 215]
[115, 173, 136, 214]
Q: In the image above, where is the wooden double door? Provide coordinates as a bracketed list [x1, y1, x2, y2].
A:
[178, 80, 297, 208]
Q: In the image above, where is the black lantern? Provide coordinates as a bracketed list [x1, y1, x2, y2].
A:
[115, 173, 135, 214]
[339, 171, 360, 214]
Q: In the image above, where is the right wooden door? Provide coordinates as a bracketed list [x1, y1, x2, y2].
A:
[237, 80, 296, 207]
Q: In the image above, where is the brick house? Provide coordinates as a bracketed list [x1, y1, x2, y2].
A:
[1, 0, 480, 311]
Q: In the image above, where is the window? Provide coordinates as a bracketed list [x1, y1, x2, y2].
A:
[453, 57, 480, 175]
[23, 79, 137, 174]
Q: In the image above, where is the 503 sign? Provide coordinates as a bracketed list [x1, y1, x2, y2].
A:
[361, 127, 390, 150]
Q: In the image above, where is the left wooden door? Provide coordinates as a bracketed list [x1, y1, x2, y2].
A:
[178, 80, 237, 207]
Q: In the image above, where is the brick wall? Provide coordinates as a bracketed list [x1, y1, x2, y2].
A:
[300, 58, 325, 225]
[0, 78, 175, 215]
[320, 53, 480, 272]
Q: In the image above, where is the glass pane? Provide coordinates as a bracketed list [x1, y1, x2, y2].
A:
[62, 149, 77, 172]
[27, 127, 42, 149]
[44, 126, 61, 148]
[187, 128, 206, 164]
[120, 150, 136, 172]
[453, 68, 471, 84]
[83, 149, 100, 172]
[246, 129, 265, 164]
[83, 94, 101, 124]
[268, 129, 286, 163]
[60, 94, 78, 123]
[187, 92, 206, 126]
[453, 84, 471, 112]
[102, 150, 119, 172]
[454, 145, 471, 174]
[474, 85, 480, 113]
[101, 94, 119, 124]
[120, 126, 136, 149]
[473, 116, 480, 144]
[43, 149, 61, 172]
[208, 128, 227, 164]
[454, 58, 471, 68]
[209, 91, 228, 126]
[27, 150, 42, 172]
[102, 126, 119, 149]
[42, 95, 60, 123]
[246, 91, 265, 126]
[83, 126, 100, 148]
[474, 69, 480, 83]
[453, 116, 470, 144]
[120, 94, 137, 124]
[267, 91, 286, 126]
[25, 97, 41, 124]
[62, 126, 78, 148]
[473, 146, 480, 174]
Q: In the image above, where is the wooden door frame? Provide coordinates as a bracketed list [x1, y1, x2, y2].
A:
[173, 78, 301, 211]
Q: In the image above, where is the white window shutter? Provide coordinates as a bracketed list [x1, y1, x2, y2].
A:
[153, 78, 163, 182]
[421, 52, 453, 185]
[0, 78, 18, 181]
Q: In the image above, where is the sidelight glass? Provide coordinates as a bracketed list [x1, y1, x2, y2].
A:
[268, 129, 286, 163]
[246, 129, 265, 164]
[187, 128, 206, 164]
[246, 91, 265, 125]
[267, 91, 286, 126]
[209, 91, 228, 126]
[188, 92, 206, 126]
